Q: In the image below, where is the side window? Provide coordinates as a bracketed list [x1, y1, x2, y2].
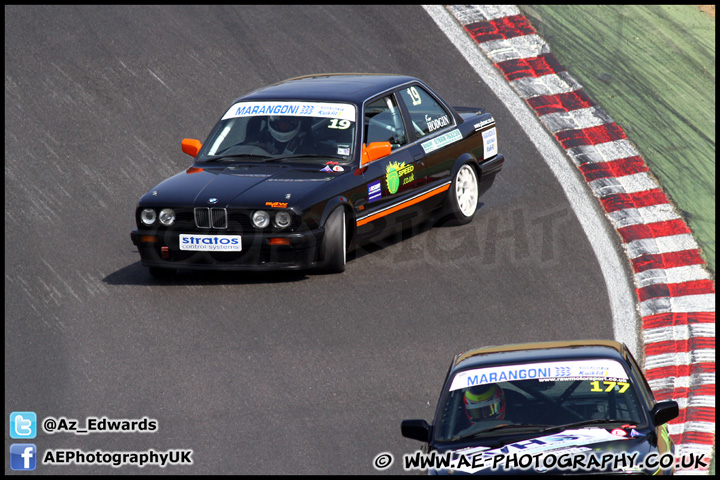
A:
[364, 95, 407, 150]
[398, 85, 453, 139]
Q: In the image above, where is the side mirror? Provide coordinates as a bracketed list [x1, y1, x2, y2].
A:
[361, 141, 391, 166]
[651, 400, 679, 426]
[401, 419, 431, 443]
[181, 138, 203, 157]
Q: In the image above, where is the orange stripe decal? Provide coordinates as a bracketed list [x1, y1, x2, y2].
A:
[356, 183, 450, 227]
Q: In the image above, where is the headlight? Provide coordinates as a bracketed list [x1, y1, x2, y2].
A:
[273, 211, 292, 229]
[159, 208, 175, 226]
[252, 210, 270, 229]
[140, 208, 156, 225]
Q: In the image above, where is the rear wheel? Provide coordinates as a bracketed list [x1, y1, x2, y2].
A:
[317, 207, 346, 274]
[446, 163, 479, 225]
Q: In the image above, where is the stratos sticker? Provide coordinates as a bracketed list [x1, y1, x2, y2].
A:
[450, 359, 629, 391]
[180, 235, 242, 251]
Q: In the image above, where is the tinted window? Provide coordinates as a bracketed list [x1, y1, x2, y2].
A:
[398, 85, 453, 139]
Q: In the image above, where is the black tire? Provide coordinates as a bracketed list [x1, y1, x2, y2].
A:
[317, 207, 346, 274]
[445, 163, 480, 225]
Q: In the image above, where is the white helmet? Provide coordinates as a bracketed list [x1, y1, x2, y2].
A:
[268, 116, 300, 143]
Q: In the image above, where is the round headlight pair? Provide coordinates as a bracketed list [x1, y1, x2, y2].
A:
[140, 208, 175, 226]
[251, 210, 292, 229]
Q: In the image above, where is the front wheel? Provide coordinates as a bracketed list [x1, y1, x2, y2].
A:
[446, 163, 479, 225]
[317, 207, 346, 274]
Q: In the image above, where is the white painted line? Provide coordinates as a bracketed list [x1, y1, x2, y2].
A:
[647, 373, 715, 391]
[510, 72, 582, 97]
[588, 171, 661, 196]
[607, 203, 682, 229]
[567, 140, 641, 166]
[541, 106, 615, 133]
[644, 350, 716, 370]
[634, 265, 712, 288]
[640, 294, 717, 318]
[673, 396, 716, 410]
[446, 4, 520, 23]
[624, 234, 700, 259]
[478, 34, 549, 62]
[643, 324, 715, 344]
[669, 422, 717, 435]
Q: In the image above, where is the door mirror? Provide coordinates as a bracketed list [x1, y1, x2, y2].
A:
[361, 141, 391, 166]
[401, 419, 431, 443]
[182, 138, 203, 157]
[651, 400, 679, 426]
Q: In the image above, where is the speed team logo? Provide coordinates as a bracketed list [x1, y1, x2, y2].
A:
[385, 161, 415, 194]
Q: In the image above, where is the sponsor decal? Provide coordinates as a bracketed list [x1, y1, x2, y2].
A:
[421, 129, 463, 154]
[222, 101, 356, 121]
[611, 429, 627, 437]
[332, 165, 344, 172]
[451, 428, 628, 474]
[449, 360, 629, 391]
[426, 114, 450, 132]
[368, 180, 382, 203]
[462, 428, 625, 457]
[179, 235, 242, 252]
[482, 127, 498, 159]
[474, 117, 495, 131]
[385, 161, 415, 194]
[265, 202, 288, 208]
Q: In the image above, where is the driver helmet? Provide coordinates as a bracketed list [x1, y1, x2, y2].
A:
[268, 116, 301, 143]
[464, 384, 506, 422]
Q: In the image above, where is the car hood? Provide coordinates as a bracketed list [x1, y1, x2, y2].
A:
[431, 427, 661, 475]
[138, 163, 340, 210]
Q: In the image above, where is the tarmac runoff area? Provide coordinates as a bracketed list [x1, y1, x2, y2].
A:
[425, 5, 715, 475]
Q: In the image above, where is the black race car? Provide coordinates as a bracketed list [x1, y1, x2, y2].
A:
[401, 340, 680, 475]
[130, 74, 503, 276]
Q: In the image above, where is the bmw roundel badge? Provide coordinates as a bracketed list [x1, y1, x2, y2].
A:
[208, 198, 218, 204]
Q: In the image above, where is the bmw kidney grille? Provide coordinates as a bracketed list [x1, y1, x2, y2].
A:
[194, 207, 228, 229]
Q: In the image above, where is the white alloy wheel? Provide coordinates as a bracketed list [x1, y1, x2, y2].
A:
[455, 164, 479, 218]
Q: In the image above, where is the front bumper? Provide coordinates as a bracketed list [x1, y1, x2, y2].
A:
[130, 227, 324, 271]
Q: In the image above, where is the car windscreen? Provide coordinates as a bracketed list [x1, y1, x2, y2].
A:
[434, 358, 647, 442]
[198, 101, 357, 165]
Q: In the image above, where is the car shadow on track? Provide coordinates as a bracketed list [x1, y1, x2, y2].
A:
[103, 261, 310, 286]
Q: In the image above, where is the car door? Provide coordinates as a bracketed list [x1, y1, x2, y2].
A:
[396, 83, 460, 212]
[354, 93, 427, 241]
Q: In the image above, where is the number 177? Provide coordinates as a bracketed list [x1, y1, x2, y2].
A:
[590, 381, 630, 393]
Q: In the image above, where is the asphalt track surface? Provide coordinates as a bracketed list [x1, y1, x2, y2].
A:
[6, 5, 630, 474]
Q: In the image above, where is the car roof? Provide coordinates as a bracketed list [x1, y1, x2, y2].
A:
[452, 340, 628, 372]
[234, 73, 420, 105]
